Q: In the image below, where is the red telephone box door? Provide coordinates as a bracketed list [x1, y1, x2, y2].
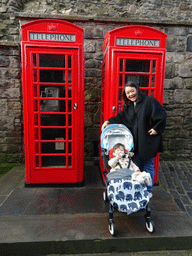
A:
[113, 51, 164, 112]
[112, 52, 164, 183]
[24, 46, 82, 184]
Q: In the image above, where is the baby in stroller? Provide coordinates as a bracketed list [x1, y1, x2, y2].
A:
[100, 124, 155, 236]
[109, 143, 152, 187]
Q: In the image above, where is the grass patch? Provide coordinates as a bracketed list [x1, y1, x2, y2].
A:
[0, 163, 21, 178]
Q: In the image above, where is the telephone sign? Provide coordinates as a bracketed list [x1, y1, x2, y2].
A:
[116, 38, 159, 47]
[30, 32, 76, 42]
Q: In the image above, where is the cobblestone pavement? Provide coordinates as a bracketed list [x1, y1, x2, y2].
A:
[159, 160, 192, 217]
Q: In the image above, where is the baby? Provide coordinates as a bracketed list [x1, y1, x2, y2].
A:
[108, 143, 152, 186]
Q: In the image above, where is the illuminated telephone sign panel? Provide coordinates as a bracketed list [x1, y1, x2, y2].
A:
[100, 25, 167, 184]
[22, 19, 84, 186]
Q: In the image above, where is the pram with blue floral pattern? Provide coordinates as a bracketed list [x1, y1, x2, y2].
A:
[100, 124, 155, 236]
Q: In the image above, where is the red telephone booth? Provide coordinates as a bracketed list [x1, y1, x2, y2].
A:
[100, 25, 167, 184]
[21, 19, 84, 186]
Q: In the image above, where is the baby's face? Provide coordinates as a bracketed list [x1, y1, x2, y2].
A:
[114, 146, 125, 157]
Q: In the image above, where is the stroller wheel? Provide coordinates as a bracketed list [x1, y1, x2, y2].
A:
[146, 220, 155, 233]
[103, 191, 108, 202]
[108, 222, 117, 236]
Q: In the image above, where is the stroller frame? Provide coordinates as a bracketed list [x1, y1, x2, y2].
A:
[101, 124, 155, 236]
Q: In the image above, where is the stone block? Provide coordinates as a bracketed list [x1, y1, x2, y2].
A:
[0, 99, 7, 116]
[173, 108, 191, 117]
[166, 52, 174, 63]
[164, 77, 183, 89]
[85, 86, 101, 102]
[84, 53, 95, 60]
[163, 129, 180, 139]
[165, 63, 175, 79]
[184, 116, 192, 125]
[169, 138, 186, 150]
[4, 88, 20, 98]
[84, 26, 104, 39]
[183, 78, 192, 89]
[179, 64, 192, 77]
[174, 89, 192, 103]
[95, 52, 103, 60]
[0, 56, 10, 67]
[180, 3, 190, 11]
[163, 91, 175, 105]
[93, 107, 100, 125]
[84, 141, 94, 157]
[85, 59, 101, 69]
[177, 37, 186, 52]
[166, 36, 177, 52]
[187, 36, 192, 51]
[84, 40, 96, 53]
[166, 116, 183, 127]
[6, 143, 22, 154]
[172, 77, 184, 89]
[7, 101, 21, 110]
[85, 68, 101, 77]
[85, 128, 100, 142]
[173, 53, 185, 64]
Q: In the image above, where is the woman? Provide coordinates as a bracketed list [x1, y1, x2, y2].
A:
[101, 81, 166, 192]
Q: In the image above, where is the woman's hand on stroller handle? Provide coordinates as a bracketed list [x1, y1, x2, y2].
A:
[101, 120, 110, 131]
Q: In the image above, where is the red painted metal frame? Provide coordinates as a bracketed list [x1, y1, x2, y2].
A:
[21, 19, 84, 185]
[100, 25, 167, 184]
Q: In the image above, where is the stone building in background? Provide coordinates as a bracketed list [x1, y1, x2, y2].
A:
[0, 0, 192, 164]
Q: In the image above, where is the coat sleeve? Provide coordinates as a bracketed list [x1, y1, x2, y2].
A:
[108, 110, 127, 125]
[150, 97, 166, 134]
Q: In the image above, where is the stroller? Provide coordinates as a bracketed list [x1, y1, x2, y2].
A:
[100, 124, 155, 236]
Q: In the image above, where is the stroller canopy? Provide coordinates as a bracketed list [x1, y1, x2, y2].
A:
[101, 124, 134, 155]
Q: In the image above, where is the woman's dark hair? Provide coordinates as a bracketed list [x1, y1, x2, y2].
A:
[122, 81, 144, 106]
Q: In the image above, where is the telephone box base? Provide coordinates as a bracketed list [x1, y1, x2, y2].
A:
[25, 181, 84, 188]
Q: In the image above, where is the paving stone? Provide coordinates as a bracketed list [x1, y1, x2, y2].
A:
[182, 181, 192, 191]
[169, 166, 175, 172]
[187, 192, 192, 201]
[178, 174, 187, 181]
[167, 182, 176, 189]
[170, 171, 177, 177]
[174, 198, 186, 212]
[181, 195, 191, 205]
[173, 177, 182, 186]
[176, 186, 185, 195]
[164, 174, 172, 181]
[184, 172, 192, 178]
[186, 206, 192, 216]
[187, 176, 192, 184]
[169, 189, 180, 199]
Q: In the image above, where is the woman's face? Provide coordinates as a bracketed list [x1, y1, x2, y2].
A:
[125, 86, 137, 102]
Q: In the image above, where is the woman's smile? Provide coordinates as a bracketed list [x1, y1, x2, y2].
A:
[125, 86, 137, 102]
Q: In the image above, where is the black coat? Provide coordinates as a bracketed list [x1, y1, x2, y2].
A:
[108, 95, 166, 160]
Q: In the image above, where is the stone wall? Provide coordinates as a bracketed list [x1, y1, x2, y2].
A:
[0, 0, 192, 162]
[163, 26, 192, 160]
[0, 45, 23, 163]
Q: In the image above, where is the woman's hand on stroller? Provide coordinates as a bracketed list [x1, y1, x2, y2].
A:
[101, 120, 110, 131]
